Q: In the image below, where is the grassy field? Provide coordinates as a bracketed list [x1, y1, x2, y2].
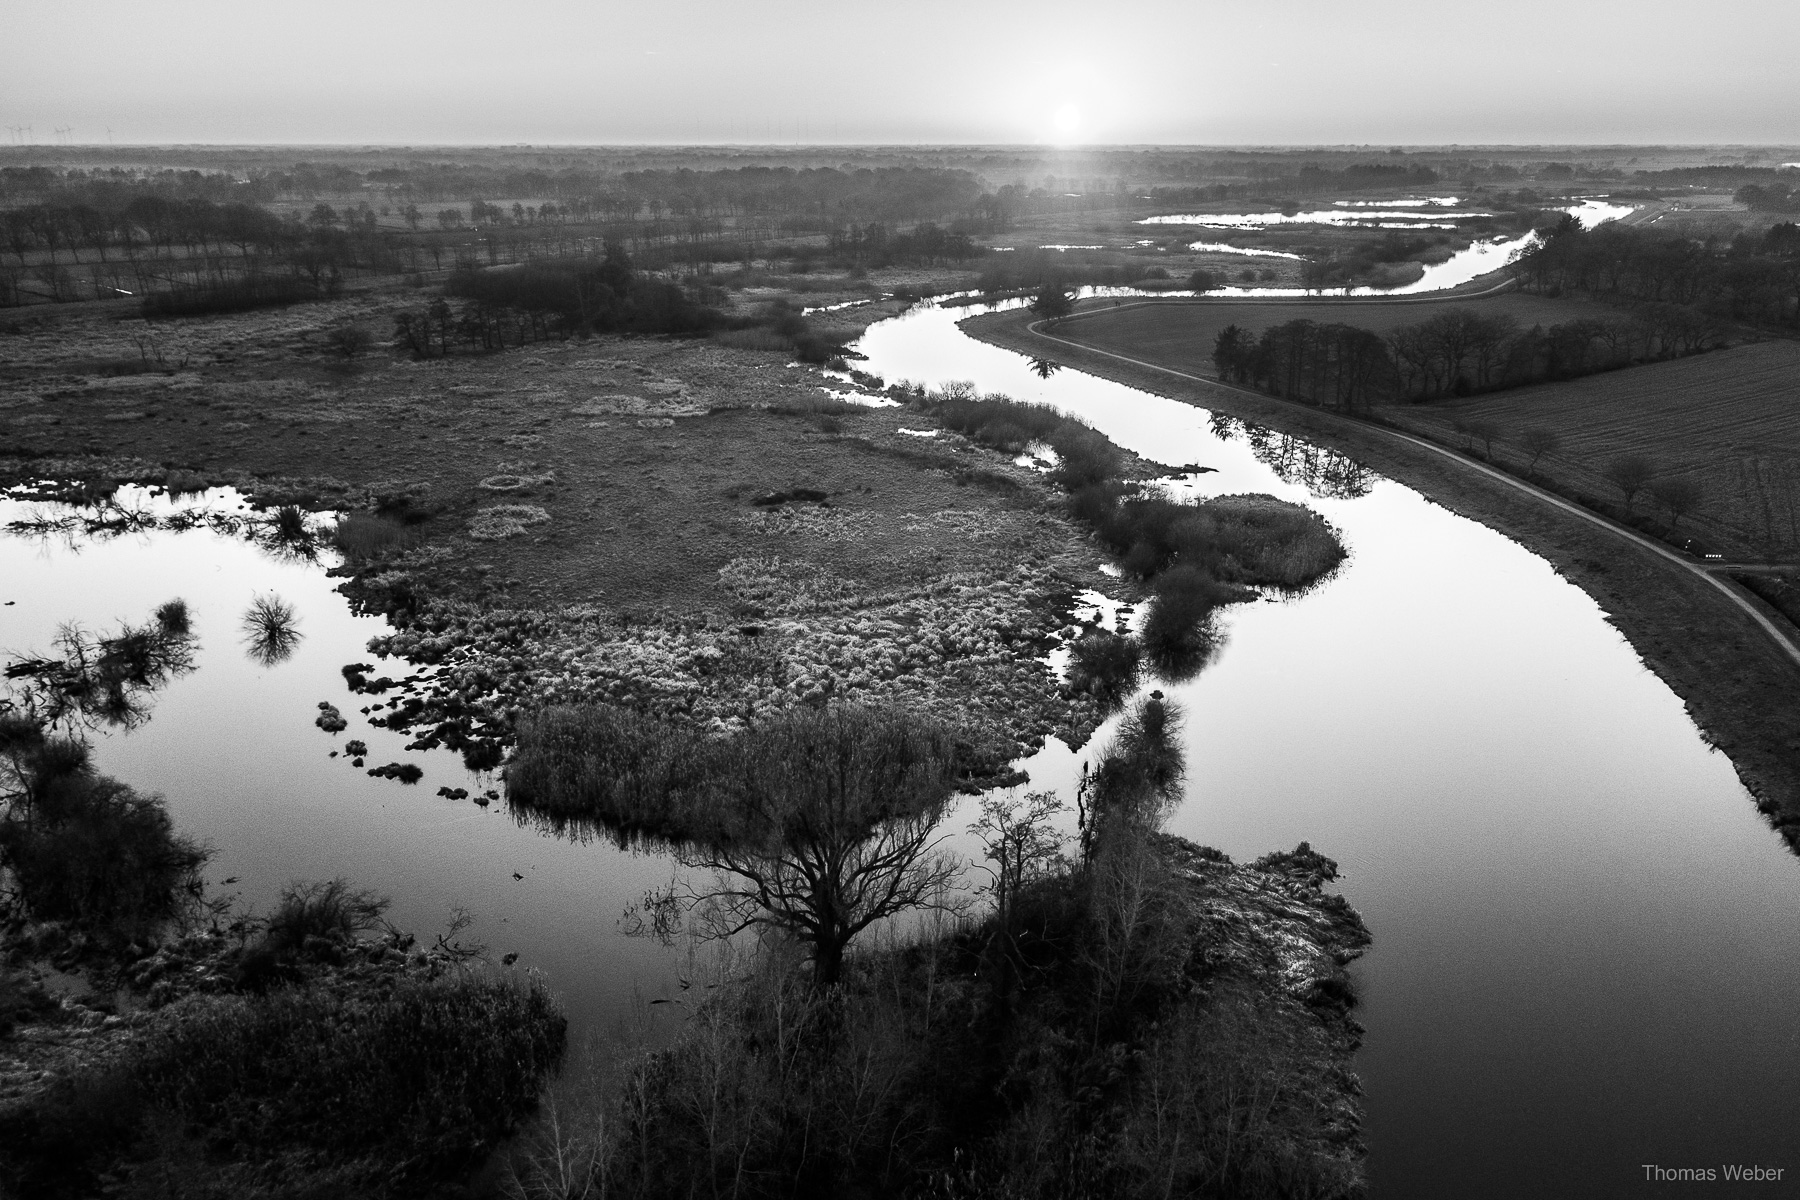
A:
[1386, 341, 1800, 559]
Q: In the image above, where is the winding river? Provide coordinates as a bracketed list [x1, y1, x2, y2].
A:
[854, 296, 1800, 1197]
[4, 244, 1798, 1195]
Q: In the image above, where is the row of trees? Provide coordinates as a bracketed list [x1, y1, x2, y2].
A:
[1516, 219, 1800, 329]
[1214, 302, 1729, 409]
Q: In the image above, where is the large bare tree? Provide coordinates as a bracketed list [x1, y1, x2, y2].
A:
[649, 706, 964, 988]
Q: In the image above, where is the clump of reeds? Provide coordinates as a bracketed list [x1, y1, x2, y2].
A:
[271, 505, 310, 543]
[261, 878, 390, 954]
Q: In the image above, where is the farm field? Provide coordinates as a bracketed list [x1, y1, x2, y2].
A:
[1385, 340, 1800, 559]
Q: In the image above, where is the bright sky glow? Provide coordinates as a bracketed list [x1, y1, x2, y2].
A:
[0, 0, 1796, 143]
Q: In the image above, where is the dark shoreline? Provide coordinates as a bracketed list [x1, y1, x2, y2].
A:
[962, 301, 1800, 850]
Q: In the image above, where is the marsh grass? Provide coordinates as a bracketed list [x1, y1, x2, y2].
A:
[468, 504, 551, 541]
[713, 326, 792, 353]
[332, 511, 411, 559]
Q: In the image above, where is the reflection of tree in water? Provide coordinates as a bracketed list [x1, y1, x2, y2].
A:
[5, 488, 321, 563]
[509, 704, 963, 988]
[241, 593, 303, 666]
[1208, 413, 1375, 500]
[1, 600, 197, 732]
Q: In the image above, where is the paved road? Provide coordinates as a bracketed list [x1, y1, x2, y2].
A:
[1027, 306, 1800, 671]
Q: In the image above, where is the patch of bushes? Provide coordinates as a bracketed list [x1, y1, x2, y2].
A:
[2, 972, 565, 1198]
[713, 300, 851, 364]
[0, 719, 207, 949]
[1066, 626, 1141, 703]
[1073, 487, 1344, 592]
[1141, 566, 1246, 678]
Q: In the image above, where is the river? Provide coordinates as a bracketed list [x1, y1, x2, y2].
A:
[851, 295, 1800, 1198]
[4, 255, 1798, 1196]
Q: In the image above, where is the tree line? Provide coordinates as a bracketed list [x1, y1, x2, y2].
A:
[1515, 218, 1800, 330]
[391, 240, 725, 355]
[1213, 305, 1728, 409]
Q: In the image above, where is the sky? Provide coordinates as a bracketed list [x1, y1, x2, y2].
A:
[2, 0, 1797, 146]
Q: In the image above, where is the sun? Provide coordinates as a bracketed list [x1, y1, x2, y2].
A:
[1053, 104, 1081, 140]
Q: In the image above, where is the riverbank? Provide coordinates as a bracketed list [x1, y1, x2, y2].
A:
[964, 301, 1800, 847]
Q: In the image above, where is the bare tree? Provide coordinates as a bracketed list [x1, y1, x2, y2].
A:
[970, 791, 1066, 1002]
[1649, 476, 1703, 526]
[1465, 419, 1502, 458]
[1603, 455, 1658, 512]
[1521, 427, 1562, 472]
[325, 325, 374, 359]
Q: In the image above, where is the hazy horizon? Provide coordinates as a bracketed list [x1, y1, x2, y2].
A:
[4, 0, 1797, 148]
